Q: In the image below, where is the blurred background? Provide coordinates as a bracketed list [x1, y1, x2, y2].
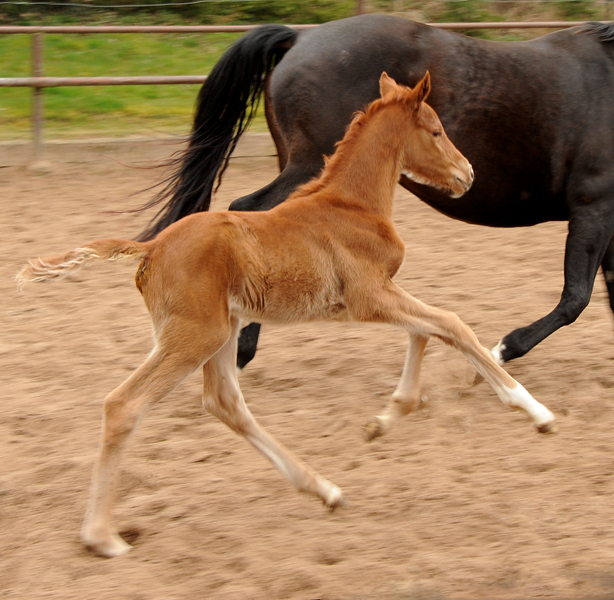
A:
[0, 0, 609, 140]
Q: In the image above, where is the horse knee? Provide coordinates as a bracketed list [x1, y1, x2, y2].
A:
[558, 295, 590, 325]
[103, 394, 141, 443]
[390, 393, 421, 416]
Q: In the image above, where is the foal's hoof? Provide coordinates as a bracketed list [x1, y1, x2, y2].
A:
[364, 418, 385, 442]
[82, 532, 132, 558]
[536, 420, 557, 434]
[324, 486, 346, 511]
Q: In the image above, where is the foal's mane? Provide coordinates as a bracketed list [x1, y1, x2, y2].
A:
[289, 90, 413, 199]
[582, 21, 614, 43]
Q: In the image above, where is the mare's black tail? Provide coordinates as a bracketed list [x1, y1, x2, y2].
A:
[138, 24, 299, 241]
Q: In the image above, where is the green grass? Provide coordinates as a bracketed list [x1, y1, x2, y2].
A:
[0, 2, 604, 140]
[0, 32, 274, 139]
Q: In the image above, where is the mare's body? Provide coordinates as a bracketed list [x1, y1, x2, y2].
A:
[142, 17, 614, 367]
[19, 75, 554, 559]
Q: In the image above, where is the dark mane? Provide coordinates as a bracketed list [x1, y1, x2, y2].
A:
[582, 21, 614, 42]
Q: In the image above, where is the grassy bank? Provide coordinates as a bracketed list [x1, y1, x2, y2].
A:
[0, 32, 261, 139]
[0, 0, 606, 140]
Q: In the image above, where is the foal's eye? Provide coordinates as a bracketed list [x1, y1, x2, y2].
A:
[432, 131, 442, 138]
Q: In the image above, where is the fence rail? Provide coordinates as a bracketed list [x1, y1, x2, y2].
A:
[0, 20, 593, 161]
[0, 75, 208, 87]
[0, 21, 587, 34]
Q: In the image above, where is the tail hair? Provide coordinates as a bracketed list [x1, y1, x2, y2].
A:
[17, 238, 150, 289]
[137, 24, 298, 241]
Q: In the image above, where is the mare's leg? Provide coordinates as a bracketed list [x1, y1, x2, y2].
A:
[365, 333, 428, 441]
[231, 160, 324, 371]
[81, 320, 229, 558]
[229, 162, 320, 213]
[264, 77, 288, 172]
[358, 283, 556, 437]
[599, 232, 614, 314]
[204, 318, 344, 508]
[495, 205, 614, 363]
[236, 322, 261, 371]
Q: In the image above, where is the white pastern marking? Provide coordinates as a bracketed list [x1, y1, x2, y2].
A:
[491, 340, 506, 365]
[495, 382, 555, 426]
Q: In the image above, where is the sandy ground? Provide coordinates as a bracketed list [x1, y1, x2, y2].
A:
[2, 134, 614, 600]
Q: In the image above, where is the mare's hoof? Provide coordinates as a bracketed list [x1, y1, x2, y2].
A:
[82, 532, 132, 558]
[364, 418, 385, 442]
[536, 420, 557, 434]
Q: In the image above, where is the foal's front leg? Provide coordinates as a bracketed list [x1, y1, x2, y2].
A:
[203, 318, 344, 508]
[365, 333, 428, 441]
[361, 283, 556, 436]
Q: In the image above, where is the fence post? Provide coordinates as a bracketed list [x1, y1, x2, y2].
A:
[32, 32, 44, 163]
[356, 0, 364, 15]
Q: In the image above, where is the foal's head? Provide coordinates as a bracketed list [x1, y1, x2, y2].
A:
[380, 72, 474, 198]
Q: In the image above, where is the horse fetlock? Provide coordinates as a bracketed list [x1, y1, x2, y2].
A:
[81, 524, 132, 558]
[390, 394, 421, 416]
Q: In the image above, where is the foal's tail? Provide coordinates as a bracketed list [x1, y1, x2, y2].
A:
[16, 239, 150, 288]
[138, 24, 299, 241]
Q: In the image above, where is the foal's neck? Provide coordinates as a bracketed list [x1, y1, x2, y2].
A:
[320, 105, 406, 218]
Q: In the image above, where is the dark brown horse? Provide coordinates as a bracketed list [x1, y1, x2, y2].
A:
[141, 16, 614, 369]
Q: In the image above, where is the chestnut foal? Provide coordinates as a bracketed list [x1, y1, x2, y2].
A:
[18, 72, 555, 558]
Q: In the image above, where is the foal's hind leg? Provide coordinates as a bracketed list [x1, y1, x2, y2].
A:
[365, 333, 428, 441]
[203, 318, 344, 508]
[81, 324, 228, 558]
[360, 283, 556, 436]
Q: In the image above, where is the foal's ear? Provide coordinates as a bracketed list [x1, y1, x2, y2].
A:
[379, 72, 399, 98]
[413, 71, 432, 104]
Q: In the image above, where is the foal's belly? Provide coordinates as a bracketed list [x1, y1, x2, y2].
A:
[230, 274, 348, 325]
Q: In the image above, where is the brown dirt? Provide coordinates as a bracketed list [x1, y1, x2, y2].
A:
[2, 134, 614, 600]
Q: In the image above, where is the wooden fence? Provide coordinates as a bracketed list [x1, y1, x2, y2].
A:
[0, 21, 589, 160]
